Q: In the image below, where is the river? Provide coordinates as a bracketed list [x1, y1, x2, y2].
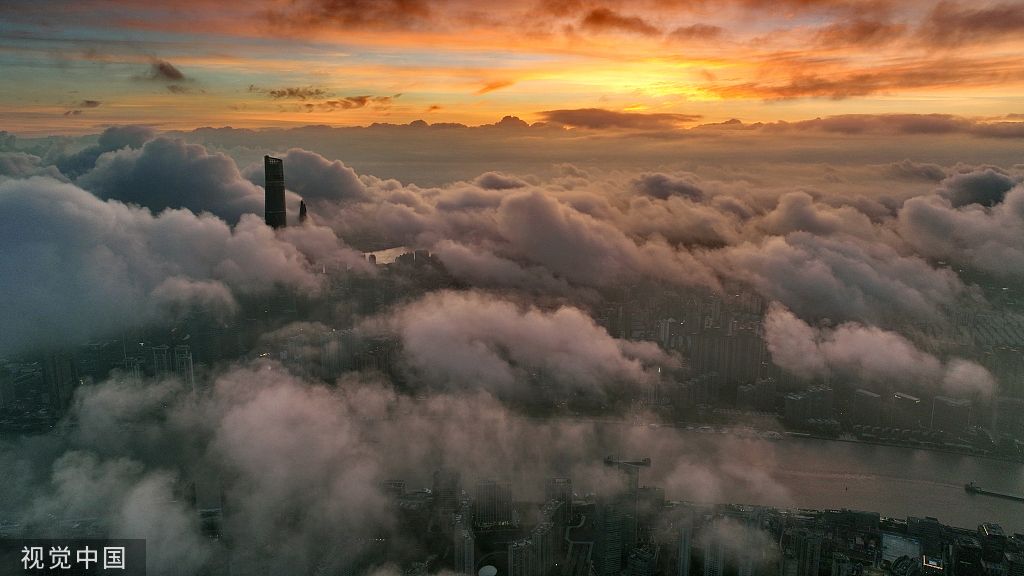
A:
[642, 428, 1024, 533]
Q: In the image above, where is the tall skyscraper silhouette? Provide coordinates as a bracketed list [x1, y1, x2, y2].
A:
[174, 345, 195, 395]
[264, 155, 286, 229]
[545, 477, 573, 526]
[474, 479, 513, 527]
[152, 344, 170, 375]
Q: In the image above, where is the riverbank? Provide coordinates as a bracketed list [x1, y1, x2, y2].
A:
[786, 431, 1024, 465]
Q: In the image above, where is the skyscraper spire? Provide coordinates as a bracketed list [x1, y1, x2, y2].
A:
[264, 155, 286, 229]
[299, 199, 308, 224]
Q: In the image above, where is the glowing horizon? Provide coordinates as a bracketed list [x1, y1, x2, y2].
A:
[3, 0, 1024, 135]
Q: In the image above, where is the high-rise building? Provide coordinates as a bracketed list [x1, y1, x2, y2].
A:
[933, 397, 970, 432]
[380, 480, 405, 498]
[594, 500, 625, 576]
[703, 535, 724, 576]
[677, 516, 693, 576]
[264, 155, 287, 229]
[431, 469, 461, 531]
[994, 397, 1024, 439]
[545, 477, 573, 526]
[978, 523, 1006, 564]
[151, 344, 170, 376]
[0, 369, 11, 411]
[628, 546, 658, 576]
[508, 539, 532, 576]
[124, 356, 144, 385]
[909, 516, 944, 557]
[851, 389, 881, 427]
[781, 529, 822, 576]
[453, 527, 475, 575]
[474, 479, 514, 528]
[892, 392, 923, 428]
[1005, 552, 1024, 576]
[737, 378, 776, 412]
[806, 386, 834, 420]
[831, 554, 855, 576]
[174, 345, 195, 394]
[531, 520, 557, 575]
[299, 199, 308, 224]
[43, 352, 77, 412]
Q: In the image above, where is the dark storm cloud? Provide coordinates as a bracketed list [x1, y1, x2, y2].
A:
[936, 166, 1018, 207]
[55, 125, 156, 178]
[0, 152, 66, 180]
[144, 58, 186, 81]
[919, 1, 1024, 46]
[899, 180, 1024, 279]
[539, 108, 701, 130]
[579, 8, 660, 35]
[633, 173, 705, 201]
[77, 136, 264, 222]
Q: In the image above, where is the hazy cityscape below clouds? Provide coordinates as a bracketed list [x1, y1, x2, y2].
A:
[2, 120, 1024, 576]
[3, 1, 1024, 574]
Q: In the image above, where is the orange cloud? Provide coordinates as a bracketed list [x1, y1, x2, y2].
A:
[579, 8, 660, 36]
[476, 80, 515, 95]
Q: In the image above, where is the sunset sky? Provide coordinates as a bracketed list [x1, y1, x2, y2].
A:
[4, 0, 1024, 134]
[6, 1, 1024, 558]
